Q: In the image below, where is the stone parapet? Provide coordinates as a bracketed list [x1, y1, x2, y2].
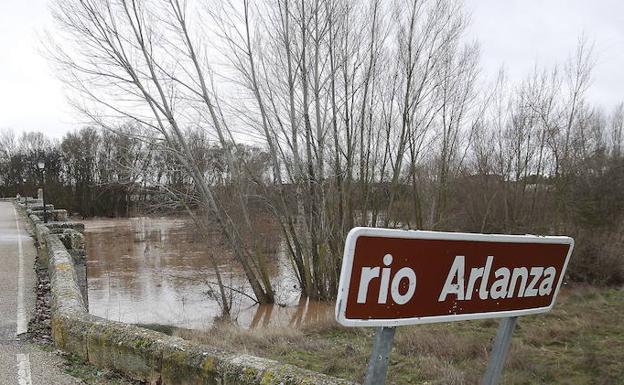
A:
[26, 204, 55, 212]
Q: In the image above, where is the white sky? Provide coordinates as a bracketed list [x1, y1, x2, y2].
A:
[1, 0, 623, 139]
[468, 0, 624, 109]
[0, 0, 81, 138]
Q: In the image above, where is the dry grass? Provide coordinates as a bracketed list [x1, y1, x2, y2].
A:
[416, 355, 466, 385]
[395, 326, 488, 361]
[173, 285, 624, 384]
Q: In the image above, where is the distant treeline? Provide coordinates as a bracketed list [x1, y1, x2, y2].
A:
[1, 119, 623, 288]
[0, 126, 272, 218]
[0, 127, 141, 216]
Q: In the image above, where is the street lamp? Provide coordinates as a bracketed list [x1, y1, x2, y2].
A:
[23, 178, 28, 210]
[37, 160, 47, 223]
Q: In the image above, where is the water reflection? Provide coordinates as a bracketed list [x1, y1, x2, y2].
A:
[242, 298, 334, 329]
[84, 217, 332, 329]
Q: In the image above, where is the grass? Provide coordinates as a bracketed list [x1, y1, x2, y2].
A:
[173, 285, 624, 384]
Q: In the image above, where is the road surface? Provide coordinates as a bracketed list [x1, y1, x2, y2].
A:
[0, 201, 81, 385]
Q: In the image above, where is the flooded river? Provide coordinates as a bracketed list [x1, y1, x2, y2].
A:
[84, 217, 333, 330]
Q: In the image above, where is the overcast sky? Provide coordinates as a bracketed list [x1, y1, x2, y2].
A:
[1, 0, 623, 139]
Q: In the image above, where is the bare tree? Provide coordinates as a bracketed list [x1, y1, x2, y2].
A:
[49, 0, 275, 307]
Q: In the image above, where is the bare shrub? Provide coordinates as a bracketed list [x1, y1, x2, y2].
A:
[568, 226, 624, 285]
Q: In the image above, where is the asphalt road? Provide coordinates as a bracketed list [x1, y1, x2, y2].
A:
[0, 201, 80, 385]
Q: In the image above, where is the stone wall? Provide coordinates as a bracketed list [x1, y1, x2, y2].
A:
[17, 199, 356, 385]
[17, 197, 89, 307]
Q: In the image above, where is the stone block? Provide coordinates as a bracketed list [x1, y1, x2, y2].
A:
[160, 342, 222, 385]
[27, 204, 55, 212]
[51, 311, 90, 360]
[46, 221, 85, 233]
[46, 235, 87, 313]
[58, 229, 85, 253]
[30, 209, 68, 222]
[31, 214, 43, 226]
[86, 319, 164, 383]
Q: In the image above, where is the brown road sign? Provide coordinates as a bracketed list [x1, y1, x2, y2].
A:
[335, 228, 574, 327]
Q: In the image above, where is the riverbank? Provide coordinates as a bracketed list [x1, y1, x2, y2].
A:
[166, 285, 623, 384]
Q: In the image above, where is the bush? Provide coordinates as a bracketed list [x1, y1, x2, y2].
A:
[567, 225, 624, 285]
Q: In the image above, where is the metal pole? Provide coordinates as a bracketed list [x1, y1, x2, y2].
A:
[41, 170, 47, 223]
[481, 317, 518, 385]
[363, 327, 396, 385]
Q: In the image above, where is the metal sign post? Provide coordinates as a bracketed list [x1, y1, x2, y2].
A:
[363, 327, 396, 385]
[482, 316, 518, 385]
[335, 227, 574, 384]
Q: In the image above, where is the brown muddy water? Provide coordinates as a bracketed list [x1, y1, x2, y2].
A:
[83, 217, 333, 330]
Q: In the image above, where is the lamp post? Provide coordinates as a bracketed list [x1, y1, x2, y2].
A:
[23, 178, 28, 210]
[37, 160, 47, 223]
